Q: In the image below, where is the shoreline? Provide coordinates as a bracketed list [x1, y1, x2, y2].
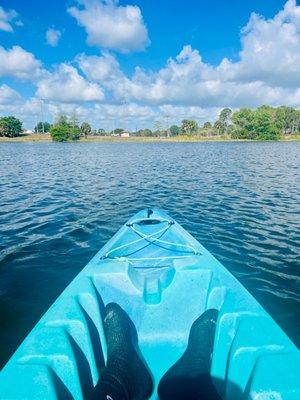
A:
[0, 133, 299, 143]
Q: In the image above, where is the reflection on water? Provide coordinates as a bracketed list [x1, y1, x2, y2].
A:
[0, 141, 299, 368]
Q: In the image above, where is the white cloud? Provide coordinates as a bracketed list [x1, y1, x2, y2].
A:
[0, 6, 18, 32]
[68, 0, 149, 53]
[218, 0, 300, 88]
[94, 102, 155, 119]
[0, 97, 47, 129]
[77, 47, 284, 108]
[77, 52, 122, 82]
[159, 104, 220, 122]
[0, 84, 21, 104]
[46, 28, 62, 47]
[0, 93, 218, 131]
[0, 46, 43, 80]
[36, 63, 105, 102]
[75, 0, 300, 108]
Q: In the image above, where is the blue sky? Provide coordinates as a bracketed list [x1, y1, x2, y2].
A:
[0, 0, 299, 129]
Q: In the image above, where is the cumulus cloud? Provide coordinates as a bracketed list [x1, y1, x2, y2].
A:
[76, 47, 284, 108]
[0, 6, 19, 32]
[68, 0, 149, 53]
[0, 84, 21, 104]
[76, 0, 300, 108]
[0, 46, 43, 80]
[46, 28, 62, 46]
[36, 63, 105, 102]
[77, 52, 123, 82]
[218, 0, 300, 88]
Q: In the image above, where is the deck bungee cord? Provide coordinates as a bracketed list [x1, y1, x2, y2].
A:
[102, 215, 200, 266]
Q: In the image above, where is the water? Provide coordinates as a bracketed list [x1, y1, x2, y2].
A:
[0, 141, 299, 368]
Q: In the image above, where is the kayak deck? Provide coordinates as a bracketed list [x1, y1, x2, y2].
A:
[0, 208, 299, 399]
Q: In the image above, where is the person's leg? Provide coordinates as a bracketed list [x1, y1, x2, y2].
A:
[88, 303, 153, 400]
[158, 309, 221, 400]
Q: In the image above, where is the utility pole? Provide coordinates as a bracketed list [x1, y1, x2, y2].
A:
[70, 110, 78, 128]
[122, 99, 127, 132]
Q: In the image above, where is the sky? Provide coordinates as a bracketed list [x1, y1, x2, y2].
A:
[0, 0, 299, 130]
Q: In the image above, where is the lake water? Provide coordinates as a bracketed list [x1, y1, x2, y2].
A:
[0, 141, 299, 368]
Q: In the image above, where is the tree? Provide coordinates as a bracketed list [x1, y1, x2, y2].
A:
[69, 114, 79, 130]
[170, 125, 180, 136]
[153, 121, 163, 136]
[275, 106, 298, 134]
[231, 108, 255, 139]
[50, 125, 70, 142]
[80, 122, 92, 138]
[213, 120, 224, 135]
[97, 128, 106, 136]
[55, 115, 69, 127]
[50, 115, 80, 142]
[252, 106, 281, 140]
[181, 119, 198, 135]
[217, 108, 232, 134]
[136, 129, 153, 137]
[232, 107, 281, 140]
[219, 108, 232, 124]
[296, 110, 300, 133]
[0, 116, 22, 137]
[201, 121, 213, 136]
[34, 121, 51, 133]
[203, 122, 212, 129]
[111, 128, 125, 136]
[143, 129, 153, 136]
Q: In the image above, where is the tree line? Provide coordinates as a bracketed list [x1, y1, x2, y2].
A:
[168, 106, 300, 140]
[0, 105, 299, 141]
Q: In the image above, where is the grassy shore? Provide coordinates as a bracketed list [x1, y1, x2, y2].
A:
[0, 133, 52, 142]
[0, 133, 299, 143]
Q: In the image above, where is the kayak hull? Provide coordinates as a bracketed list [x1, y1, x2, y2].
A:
[0, 208, 299, 399]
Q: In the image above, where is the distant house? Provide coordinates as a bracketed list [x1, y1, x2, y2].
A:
[23, 129, 34, 134]
[120, 132, 130, 137]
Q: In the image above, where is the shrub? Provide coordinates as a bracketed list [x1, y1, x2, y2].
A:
[50, 115, 81, 142]
[0, 116, 22, 137]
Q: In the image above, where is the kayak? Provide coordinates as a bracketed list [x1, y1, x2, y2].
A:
[0, 208, 299, 399]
